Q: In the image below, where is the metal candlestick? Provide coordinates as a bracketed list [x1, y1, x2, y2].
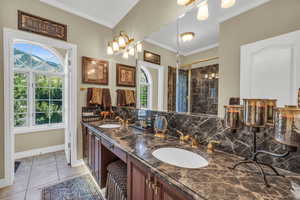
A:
[225, 99, 298, 187]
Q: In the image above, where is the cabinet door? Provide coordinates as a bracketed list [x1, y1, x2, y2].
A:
[155, 177, 192, 200]
[128, 156, 153, 200]
[82, 125, 88, 164]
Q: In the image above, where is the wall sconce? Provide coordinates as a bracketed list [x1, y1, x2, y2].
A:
[221, 0, 236, 8]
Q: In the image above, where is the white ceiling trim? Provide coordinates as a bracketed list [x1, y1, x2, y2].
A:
[40, 0, 115, 28]
[183, 43, 219, 56]
[218, 0, 271, 23]
[145, 38, 178, 53]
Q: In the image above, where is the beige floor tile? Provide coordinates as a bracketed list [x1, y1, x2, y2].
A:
[33, 153, 56, 166]
[0, 190, 26, 200]
[25, 188, 42, 200]
[58, 165, 89, 180]
[0, 180, 28, 199]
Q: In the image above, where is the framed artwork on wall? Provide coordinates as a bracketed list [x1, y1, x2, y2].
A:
[82, 56, 109, 85]
[144, 50, 161, 65]
[116, 64, 136, 87]
[18, 10, 67, 41]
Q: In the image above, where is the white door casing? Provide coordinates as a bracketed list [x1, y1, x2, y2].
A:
[241, 30, 300, 107]
[3, 28, 78, 187]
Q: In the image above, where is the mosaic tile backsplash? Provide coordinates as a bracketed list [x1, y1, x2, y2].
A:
[113, 106, 300, 174]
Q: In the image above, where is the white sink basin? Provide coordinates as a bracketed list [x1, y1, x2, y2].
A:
[99, 124, 121, 129]
[152, 148, 208, 169]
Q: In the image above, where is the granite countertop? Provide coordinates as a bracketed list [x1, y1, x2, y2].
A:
[82, 121, 300, 200]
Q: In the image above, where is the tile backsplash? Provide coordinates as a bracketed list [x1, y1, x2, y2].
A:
[113, 106, 300, 174]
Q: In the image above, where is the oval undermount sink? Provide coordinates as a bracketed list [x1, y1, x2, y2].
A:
[99, 124, 121, 129]
[152, 148, 208, 169]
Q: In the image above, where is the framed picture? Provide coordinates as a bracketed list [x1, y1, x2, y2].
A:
[116, 64, 136, 87]
[82, 57, 109, 85]
[18, 10, 67, 41]
[144, 50, 161, 65]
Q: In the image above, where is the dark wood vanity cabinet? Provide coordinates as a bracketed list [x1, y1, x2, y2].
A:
[127, 156, 191, 200]
[82, 124, 191, 200]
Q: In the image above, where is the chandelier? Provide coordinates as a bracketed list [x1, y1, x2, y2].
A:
[177, 0, 236, 21]
[107, 31, 143, 59]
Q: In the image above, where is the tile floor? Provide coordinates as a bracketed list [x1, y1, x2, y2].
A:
[0, 151, 89, 200]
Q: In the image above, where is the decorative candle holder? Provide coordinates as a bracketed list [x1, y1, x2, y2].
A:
[224, 105, 243, 131]
[274, 107, 300, 147]
[265, 99, 277, 126]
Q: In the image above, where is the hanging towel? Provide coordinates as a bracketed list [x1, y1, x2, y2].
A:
[90, 88, 103, 105]
[125, 90, 136, 105]
[116, 90, 126, 106]
[102, 88, 112, 110]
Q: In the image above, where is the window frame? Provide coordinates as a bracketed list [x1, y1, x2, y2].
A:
[139, 68, 152, 109]
[12, 43, 65, 134]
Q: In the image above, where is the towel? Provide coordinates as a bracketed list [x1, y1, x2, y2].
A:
[125, 90, 135, 105]
[117, 90, 126, 106]
[102, 88, 112, 110]
[90, 88, 103, 105]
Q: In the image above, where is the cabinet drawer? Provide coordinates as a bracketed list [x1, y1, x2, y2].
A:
[101, 137, 114, 150]
[114, 146, 127, 163]
[101, 137, 127, 163]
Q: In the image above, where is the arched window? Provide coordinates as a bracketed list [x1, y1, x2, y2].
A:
[139, 68, 151, 109]
[13, 42, 64, 129]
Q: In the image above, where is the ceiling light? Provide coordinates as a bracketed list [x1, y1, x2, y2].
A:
[118, 36, 126, 48]
[180, 32, 195, 42]
[221, 0, 236, 8]
[197, 0, 209, 21]
[107, 42, 113, 55]
[129, 47, 135, 56]
[137, 42, 143, 53]
[123, 51, 129, 59]
[177, 0, 195, 6]
[112, 40, 119, 52]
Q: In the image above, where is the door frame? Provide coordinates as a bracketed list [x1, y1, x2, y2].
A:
[3, 28, 79, 187]
[137, 60, 165, 110]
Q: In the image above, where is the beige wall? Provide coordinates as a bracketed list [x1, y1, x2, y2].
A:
[182, 47, 219, 68]
[15, 130, 65, 153]
[114, 0, 184, 42]
[218, 0, 300, 117]
[0, 0, 113, 179]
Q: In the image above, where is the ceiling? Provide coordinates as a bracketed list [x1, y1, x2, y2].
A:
[146, 0, 270, 56]
[40, 0, 140, 28]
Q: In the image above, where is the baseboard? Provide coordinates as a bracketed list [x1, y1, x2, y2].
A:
[14, 144, 65, 159]
[71, 159, 84, 167]
[0, 178, 10, 188]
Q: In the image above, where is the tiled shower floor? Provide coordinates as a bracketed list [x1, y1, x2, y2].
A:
[0, 151, 89, 200]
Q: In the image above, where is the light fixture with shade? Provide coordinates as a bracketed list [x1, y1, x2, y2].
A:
[180, 32, 195, 42]
[221, 0, 236, 8]
[177, 0, 196, 6]
[122, 51, 129, 59]
[112, 40, 119, 52]
[118, 35, 126, 48]
[128, 47, 135, 56]
[197, 0, 209, 21]
[107, 42, 113, 55]
[137, 42, 143, 53]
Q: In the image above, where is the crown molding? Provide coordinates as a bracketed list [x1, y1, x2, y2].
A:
[218, 0, 271, 23]
[144, 38, 178, 53]
[40, 0, 115, 28]
[183, 43, 219, 56]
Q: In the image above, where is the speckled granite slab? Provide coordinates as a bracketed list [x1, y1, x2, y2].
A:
[83, 121, 300, 200]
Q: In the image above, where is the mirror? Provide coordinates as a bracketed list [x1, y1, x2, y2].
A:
[135, 3, 220, 115]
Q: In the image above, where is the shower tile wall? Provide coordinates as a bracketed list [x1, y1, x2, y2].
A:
[191, 64, 219, 115]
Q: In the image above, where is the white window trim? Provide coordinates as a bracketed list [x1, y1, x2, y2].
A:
[12, 42, 65, 132]
[14, 124, 65, 135]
